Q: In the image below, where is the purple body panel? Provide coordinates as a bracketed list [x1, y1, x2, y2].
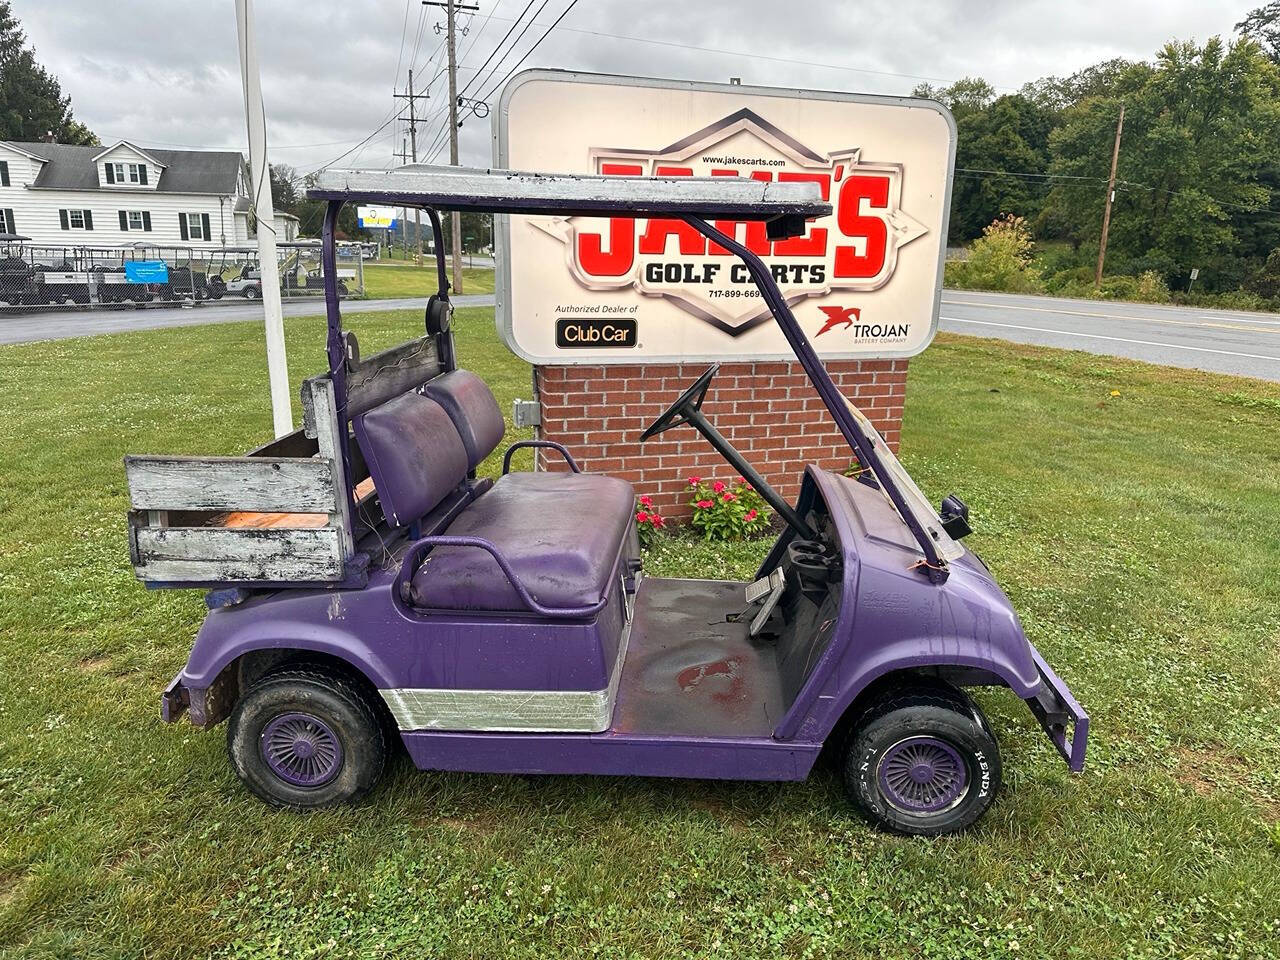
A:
[773, 469, 1042, 744]
[177, 563, 628, 694]
[402, 731, 818, 781]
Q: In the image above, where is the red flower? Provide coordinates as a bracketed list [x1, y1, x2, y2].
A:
[638, 494, 653, 508]
[687, 476, 701, 487]
[721, 492, 736, 503]
[736, 476, 745, 484]
[696, 499, 713, 509]
[636, 511, 649, 523]
[652, 515, 666, 528]
[712, 480, 726, 493]
[744, 508, 758, 522]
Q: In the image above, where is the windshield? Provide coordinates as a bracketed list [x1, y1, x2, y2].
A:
[841, 396, 965, 562]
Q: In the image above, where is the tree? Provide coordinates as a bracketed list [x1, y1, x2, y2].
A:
[1040, 37, 1280, 286]
[0, 2, 96, 144]
[268, 164, 301, 215]
[949, 94, 1058, 242]
[1237, 2, 1280, 62]
[912, 77, 995, 122]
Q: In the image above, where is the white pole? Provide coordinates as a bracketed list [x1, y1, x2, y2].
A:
[235, 0, 291, 438]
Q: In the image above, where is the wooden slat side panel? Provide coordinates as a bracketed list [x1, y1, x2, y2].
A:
[125, 456, 337, 513]
[133, 527, 343, 582]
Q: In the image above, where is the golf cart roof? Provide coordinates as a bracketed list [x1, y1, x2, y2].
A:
[307, 164, 831, 221]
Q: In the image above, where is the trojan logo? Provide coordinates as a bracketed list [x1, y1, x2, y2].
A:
[531, 108, 929, 336]
[816, 306, 861, 336]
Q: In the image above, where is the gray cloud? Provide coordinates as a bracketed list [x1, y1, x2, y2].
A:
[12, 0, 1260, 176]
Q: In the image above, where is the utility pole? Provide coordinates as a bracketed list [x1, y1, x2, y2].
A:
[393, 69, 430, 262]
[425, 0, 477, 293]
[234, 0, 291, 437]
[394, 138, 410, 259]
[1095, 102, 1125, 288]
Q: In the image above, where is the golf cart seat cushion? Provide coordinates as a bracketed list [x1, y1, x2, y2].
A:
[423, 369, 505, 470]
[353, 391, 469, 527]
[409, 471, 635, 612]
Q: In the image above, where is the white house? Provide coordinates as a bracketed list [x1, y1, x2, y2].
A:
[0, 139, 253, 250]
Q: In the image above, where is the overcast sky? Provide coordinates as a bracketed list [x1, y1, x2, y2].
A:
[13, 0, 1262, 177]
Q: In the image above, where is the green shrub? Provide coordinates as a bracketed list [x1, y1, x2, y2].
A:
[687, 476, 771, 541]
[1135, 270, 1172, 303]
[1245, 248, 1280, 299]
[946, 215, 1045, 294]
[1046, 265, 1094, 293]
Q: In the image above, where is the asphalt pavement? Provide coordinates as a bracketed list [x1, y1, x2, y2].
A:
[4, 288, 1278, 383]
[0, 295, 495, 345]
[940, 290, 1280, 382]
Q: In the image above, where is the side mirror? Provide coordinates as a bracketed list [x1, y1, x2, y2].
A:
[939, 493, 972, 540]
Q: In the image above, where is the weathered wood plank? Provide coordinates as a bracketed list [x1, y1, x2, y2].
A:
[301, 335, 442, 435]
[133, 526, 343, 582]
[125, 455, 337, 513]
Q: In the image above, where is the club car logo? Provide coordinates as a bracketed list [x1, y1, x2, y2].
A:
[532, 109, 928, 339]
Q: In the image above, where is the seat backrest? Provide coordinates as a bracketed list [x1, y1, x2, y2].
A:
[423, 369, 505, 470]
[353, 391, 469, 527]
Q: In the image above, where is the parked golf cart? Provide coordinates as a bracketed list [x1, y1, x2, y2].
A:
[224, 262, 262, 299]
[125, 167, 1087, 836]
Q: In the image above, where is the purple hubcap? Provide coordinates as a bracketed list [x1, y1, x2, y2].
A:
[877, 736, 968, 814]
[260, 712, 343, 788]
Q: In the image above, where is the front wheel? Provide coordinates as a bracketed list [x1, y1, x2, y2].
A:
[227, 664, 388, 809]
[843, 686, 1001, 836]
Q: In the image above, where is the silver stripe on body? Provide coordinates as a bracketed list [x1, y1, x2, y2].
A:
[381, 599, 633, 733]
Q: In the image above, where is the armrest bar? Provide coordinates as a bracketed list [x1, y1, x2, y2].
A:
[502, 440, 581, 475]
[396, 534, 607, 619]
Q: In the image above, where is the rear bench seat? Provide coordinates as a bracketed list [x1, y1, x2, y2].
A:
[353, 371, 634, 615]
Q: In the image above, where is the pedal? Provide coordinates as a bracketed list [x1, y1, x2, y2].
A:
[747, 568, 787, 637]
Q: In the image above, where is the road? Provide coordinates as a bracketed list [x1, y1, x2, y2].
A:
[4, 288, 1279, 382]
[940, 290, 1280, 382]
[0, 295, 495, 346]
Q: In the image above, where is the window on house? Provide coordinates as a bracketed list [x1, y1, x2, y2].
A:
[0, 209, 11, 233]
[62, 209, 93, 230]
[128, 211, 144, 230]
[120, 210, 151, 232]
[107, 161, 147, 185]
[184, 212, 205, 240]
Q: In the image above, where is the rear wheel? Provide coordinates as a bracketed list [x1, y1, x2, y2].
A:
[243, 284, 261, 300]
[227, 664, 388, 809]
[843, 686, 1001, 836]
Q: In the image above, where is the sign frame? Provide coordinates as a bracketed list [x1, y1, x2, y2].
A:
[492, 69, 957, 365]
[357, 205, 398, 230]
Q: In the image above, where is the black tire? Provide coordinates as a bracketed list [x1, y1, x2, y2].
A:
[227, 664, 388, 810]
[843, 686, 1001, 836]
[243, 285, 261, 300]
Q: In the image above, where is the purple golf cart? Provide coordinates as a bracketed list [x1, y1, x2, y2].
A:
[124, 166, 1087, 836]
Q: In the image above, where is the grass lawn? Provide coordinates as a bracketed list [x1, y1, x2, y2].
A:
[360, 263, 494, 300]
[1, 306, 1279, 958]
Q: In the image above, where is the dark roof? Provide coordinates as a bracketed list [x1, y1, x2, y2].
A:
[2, 141, 244, 195]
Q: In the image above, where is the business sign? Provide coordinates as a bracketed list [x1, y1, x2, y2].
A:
[124, 260, 168, 283]
[357, 205, 398, 229]
[494, 70, 956, 363]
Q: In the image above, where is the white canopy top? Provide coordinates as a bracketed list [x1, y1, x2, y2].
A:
[307, 164, 830, 220]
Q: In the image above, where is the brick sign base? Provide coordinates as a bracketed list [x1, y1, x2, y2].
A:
[534, 360, 908, 520]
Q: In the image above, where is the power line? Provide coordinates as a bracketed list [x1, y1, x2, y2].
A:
[466, 0, 553, 101]
[456, 0, 539, 99]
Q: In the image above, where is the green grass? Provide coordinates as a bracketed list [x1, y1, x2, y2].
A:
[1, 308, 1279, 958]
[361, 263, 495, 300]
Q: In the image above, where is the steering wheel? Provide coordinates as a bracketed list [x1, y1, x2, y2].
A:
[638, 363, 719, 442]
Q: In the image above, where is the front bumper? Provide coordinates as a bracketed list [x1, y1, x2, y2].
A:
[160, 672, 188, 723]
[1025, 646, 1089, 772]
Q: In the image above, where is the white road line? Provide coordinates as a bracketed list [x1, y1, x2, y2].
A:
[940, 316, 1280, 363]
[940, 296, 1280, 331]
